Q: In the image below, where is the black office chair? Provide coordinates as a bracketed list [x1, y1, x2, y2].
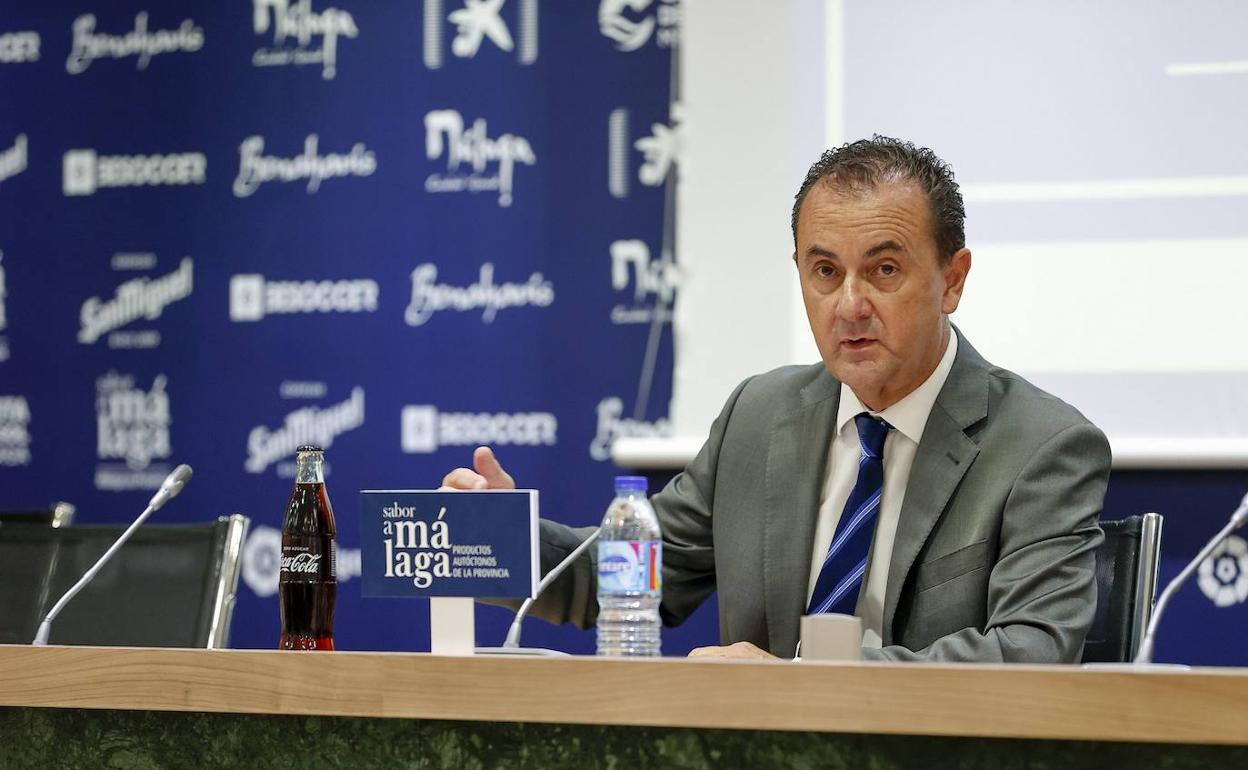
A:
[0, 501, 76, 527]
[0, 514, 249, 648]
[1081, 512, 1163, 663]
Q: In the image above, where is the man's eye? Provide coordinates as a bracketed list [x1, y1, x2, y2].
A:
[877, 264, 899, 277]
[816, 265, 838, 278]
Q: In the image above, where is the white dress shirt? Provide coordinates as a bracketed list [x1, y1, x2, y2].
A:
[805, 331, 959, 649]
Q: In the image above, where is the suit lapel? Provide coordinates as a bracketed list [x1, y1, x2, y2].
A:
[881, 331, 989, 643]
[764, 370, 839, 657]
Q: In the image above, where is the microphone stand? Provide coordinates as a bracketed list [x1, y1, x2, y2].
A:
[32, 503, 159, 645]
[475, 527, 601, 656]
[32, 464, 192, 646]
[1133, 493, 1248, 665]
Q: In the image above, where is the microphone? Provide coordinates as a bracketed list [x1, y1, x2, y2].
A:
[1134, 489, 1248, 664]
[32, 464, 193, 646]
[475, 526, 602, 655]
[148, 463, 193, 511]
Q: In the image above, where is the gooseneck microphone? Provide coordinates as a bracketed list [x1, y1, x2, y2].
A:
[474, 526, 602, 655]
[503, 527, 602, 649]
[1134, 490, 1248, 665]
[32, 464, 193, 646]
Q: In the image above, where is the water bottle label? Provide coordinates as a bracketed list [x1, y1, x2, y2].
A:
[597, 540, 662, 595]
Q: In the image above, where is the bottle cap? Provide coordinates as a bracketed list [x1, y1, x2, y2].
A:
[296, 445, 324, 454]
[614, 475, 647, 493]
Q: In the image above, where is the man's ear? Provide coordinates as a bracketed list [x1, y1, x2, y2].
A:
[941, 248, 971, 314]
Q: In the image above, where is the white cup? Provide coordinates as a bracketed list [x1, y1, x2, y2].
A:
[799, 613, 863, 661]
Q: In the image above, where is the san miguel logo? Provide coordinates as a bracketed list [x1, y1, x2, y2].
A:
[251, 0, 359, 80]
[79, 257, 193, 348]
[245, 387, 365, 474]
[66, 12, 204, 74]
[424, 109, 536, 207]
[0, 251, 8, 363]
[0, 251, 7, 337]
[0, 135, 28, 186]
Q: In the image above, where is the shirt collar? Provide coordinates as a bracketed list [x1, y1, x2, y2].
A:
[835, 329, 959, 445]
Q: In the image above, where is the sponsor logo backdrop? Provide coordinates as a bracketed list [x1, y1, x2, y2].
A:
[0, 0, 692, 655]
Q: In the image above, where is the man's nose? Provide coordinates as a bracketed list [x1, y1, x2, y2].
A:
[836, 275, 872, 321]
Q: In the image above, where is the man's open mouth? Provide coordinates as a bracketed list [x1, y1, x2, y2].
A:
[841, 338, 877, 350]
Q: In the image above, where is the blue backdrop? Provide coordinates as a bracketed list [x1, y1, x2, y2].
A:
[0, 0, 684, 655]
[3, 1, 1246, 667]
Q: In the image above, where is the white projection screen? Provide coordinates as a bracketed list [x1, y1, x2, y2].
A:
[828, 0, 1248, 466]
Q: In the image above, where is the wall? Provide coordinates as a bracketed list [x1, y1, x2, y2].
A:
[673, 0, 1248, 664]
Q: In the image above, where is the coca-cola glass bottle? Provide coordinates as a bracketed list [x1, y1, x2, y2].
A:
[279, 445, 337, 650]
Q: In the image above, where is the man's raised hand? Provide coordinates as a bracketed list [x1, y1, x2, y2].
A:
[439, 446, 516, 491]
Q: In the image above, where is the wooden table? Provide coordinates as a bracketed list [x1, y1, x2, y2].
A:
[2, 645, 1246, 768]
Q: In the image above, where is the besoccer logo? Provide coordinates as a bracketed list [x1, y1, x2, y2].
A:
[62, 150, 96, 195]
[423, 0, 538, 69]
[63, 148, 207, 196]
[401, 405, 557, 454]
[1198, 535, 1248, 608]
[0, 29, 41, 64]
[229, 273, 379, 322]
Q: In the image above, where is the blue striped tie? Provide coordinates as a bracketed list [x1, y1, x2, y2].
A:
[806, 412, 893, 616]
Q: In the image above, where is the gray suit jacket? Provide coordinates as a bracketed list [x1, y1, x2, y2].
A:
[529, 332, 1111, 662]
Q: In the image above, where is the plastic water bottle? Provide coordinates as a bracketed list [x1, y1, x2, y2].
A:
[596, 475, 662, 656]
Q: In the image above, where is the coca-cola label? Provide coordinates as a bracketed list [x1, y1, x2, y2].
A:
[280, 535, 336, 583]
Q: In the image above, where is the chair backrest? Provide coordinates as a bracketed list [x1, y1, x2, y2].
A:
[0, 515, 249, 648]
[0, 502, 76, 527]
[1081, 512, 1163, 663]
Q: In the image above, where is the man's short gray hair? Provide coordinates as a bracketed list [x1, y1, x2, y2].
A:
[791, 136, 966, 264]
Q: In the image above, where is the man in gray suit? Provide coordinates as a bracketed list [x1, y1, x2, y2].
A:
[444, 137, 1110, 662]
